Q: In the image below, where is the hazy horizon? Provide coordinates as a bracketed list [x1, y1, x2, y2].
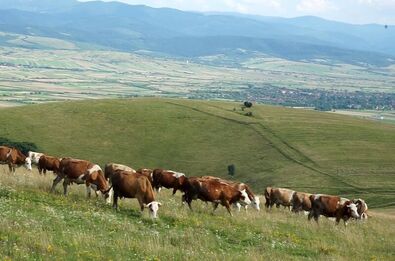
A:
[79, 0, 395, 25]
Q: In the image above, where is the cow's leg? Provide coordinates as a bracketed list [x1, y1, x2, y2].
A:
[308, 210, 315, 221]
[43, 169, 47, 175]
[38, 166, 42, 175]
[138, 198, 144, 212]
[185, 195, 193, 211]
[62, 179, 69, 196]
[86, 184, 91, 198]
[212, 202, 219, 214]
[223, 201, 233, 216]
[172, 188, 177, 195]
[50, 175, 63, 193]
[8, 163, 13, 173]
[113, 191, 119, 210]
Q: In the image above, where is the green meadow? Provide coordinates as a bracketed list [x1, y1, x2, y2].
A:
[0, 98, 394, 259]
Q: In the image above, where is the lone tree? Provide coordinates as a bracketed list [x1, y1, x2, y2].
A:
[244, 101, 253, 108]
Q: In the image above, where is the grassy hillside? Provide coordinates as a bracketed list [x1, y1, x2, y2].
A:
[0, 167, 394, 260]
[0, 98, 394, 259]
[0, 98, 394, 208]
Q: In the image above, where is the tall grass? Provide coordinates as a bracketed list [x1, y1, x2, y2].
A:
[0, 165, 394, 260]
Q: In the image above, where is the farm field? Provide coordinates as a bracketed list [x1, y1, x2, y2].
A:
[1, 45, 395, 106]
[0, 98, 394, 259]
[330, 110, 395, 125]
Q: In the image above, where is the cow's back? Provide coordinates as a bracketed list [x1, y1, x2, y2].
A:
[39, 155, 60, 171]
[112, 171, 153, 200]
[60, 158, 92, 179]
[312, 195, 341, 216]
[271, 188, 295, 205]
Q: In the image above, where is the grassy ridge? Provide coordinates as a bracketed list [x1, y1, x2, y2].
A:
[0, 98, 394, 208]
[0, 167, 394, 260]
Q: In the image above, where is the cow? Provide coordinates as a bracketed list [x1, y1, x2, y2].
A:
[38, 155, 60, 175]
[265, 187, 295, 210]
[28, 151, 44, 165]
[292, 192, 312, 213]
[136, 168, 154, 184]
[152, 169, 188, 195]
[182, 177, 251, 216]
[104, 163, 136, 182]
[110, 170, 162, 218]
[51, 158, 111, 203]
[201, 176, 260, 211]
[308, 194, 360, 226]
[353, 198, 368, 220]
[0, 146, 32, 173]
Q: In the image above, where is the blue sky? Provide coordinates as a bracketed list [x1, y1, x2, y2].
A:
[80, 0, 395, 25]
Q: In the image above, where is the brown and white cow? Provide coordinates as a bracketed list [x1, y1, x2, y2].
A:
[38, 155, 60, 175]
[201, 176, 260, 211]
[353, 198, 368, 220]
[0, 146, 32, 173]
[152, 169, 188, 195]
[28, 151, 44, 165]
[136, 168, 154, 184]
[265, 187, 295, 210]
[51, 158, 111, 203]
[182, 177, 251, 216]
[111, 170, 162, 218]
[104, 163, 136, 182]
[292, 192, 312, 213]
[308, 194, 360, 226]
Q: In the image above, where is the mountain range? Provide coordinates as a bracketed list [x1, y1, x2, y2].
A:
[0, 0, 394, 66]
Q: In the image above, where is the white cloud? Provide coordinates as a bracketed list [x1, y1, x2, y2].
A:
[296, 0, 335, 12]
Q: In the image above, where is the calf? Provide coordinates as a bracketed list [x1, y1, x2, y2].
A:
[38, 155, 60, 175]
[152, 169, 188, 194]
[183, 177, 251, 216]
[308, 194, 360, 226]
[111, 170, 162, 218]
[265, 187, 295, 210]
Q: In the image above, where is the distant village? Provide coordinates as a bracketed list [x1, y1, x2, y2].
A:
[190, 84, 394, 111]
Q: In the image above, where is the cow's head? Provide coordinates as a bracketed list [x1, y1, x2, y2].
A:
[24, 157, 32, 171]
[251, 196, 260, 211]
[239, 189, 252, 206]
[85, 166, 110, 195]
[345, 202, 359, 219]
[146, 201, 162, 218]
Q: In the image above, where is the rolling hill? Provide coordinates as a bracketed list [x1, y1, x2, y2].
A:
[1, 98, 394, 207]
[0, 98, 394, 260]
